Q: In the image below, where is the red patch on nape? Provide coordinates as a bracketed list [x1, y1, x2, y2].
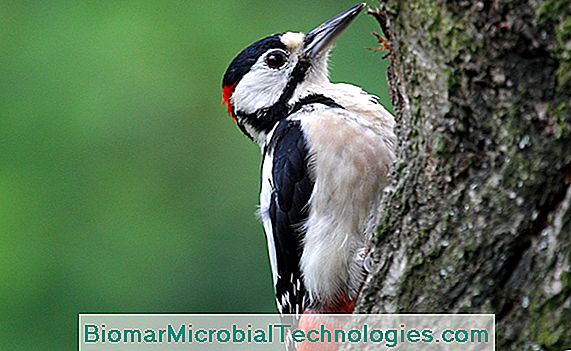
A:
[221, 84, 237, 123]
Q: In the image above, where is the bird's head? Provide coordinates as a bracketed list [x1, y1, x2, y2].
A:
[222, 3, 366, 144]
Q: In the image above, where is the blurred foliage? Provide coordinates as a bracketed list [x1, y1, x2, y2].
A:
[0, 0, 390, 349]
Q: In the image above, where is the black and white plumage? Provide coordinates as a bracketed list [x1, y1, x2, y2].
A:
[222, 3, 396, 315]
[263, 119, 312, 314]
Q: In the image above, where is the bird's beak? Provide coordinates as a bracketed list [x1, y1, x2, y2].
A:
[303, 3, 366, 59]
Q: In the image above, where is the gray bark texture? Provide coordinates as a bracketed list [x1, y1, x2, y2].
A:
[355, 0, 571, 349]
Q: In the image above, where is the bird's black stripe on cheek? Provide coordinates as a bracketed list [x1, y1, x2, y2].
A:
[276, 59, 311, 107]
[237, 109, 273, 136]
[236, 118, 255, 141]
[235, 59, 311, 136]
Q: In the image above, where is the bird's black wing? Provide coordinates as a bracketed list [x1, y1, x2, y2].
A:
[263, 119, 314, 315]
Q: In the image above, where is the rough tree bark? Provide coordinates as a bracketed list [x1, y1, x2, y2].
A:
[355, 0, 571, 350]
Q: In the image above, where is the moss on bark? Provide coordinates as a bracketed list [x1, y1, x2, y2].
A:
[356, 1, 571, 350]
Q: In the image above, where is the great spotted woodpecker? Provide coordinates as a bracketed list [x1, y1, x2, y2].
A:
[222, 3, 395, 315]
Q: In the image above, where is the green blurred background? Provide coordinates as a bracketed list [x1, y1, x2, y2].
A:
[0, 0, 390, 349]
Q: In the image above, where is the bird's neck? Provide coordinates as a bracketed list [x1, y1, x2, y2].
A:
[235, 85, 340, 147]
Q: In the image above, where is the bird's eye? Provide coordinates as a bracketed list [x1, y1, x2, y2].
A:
[265, 50, 288, 69]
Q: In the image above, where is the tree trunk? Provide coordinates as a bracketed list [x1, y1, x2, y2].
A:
[356, 1, 571, 349]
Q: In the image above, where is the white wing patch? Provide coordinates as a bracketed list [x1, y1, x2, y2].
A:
[260, 148, 279, 289]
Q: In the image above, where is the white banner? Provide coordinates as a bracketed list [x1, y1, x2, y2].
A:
[79, 313, 494, 351]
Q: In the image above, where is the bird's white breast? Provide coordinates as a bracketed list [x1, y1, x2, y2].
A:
[295, 86, 395, 304]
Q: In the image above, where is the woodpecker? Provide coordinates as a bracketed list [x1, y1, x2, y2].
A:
[222, 3, 395, 315]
